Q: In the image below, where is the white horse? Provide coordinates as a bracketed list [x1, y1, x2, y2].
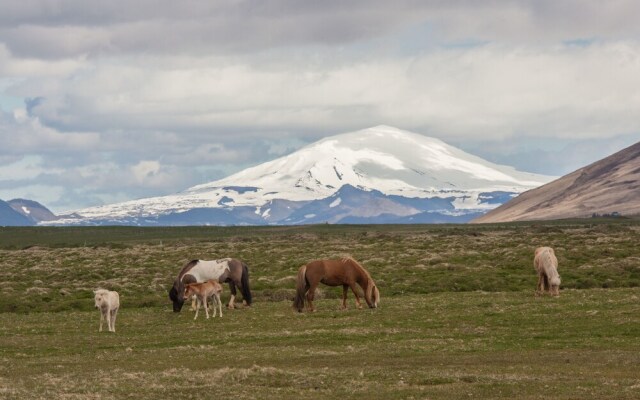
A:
[534, 247, 561, 296]
[169, 258, 252, 312]
[94, 289, 120, 332]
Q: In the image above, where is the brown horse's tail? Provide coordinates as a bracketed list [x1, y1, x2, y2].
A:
[240, 262, 253, 306]
[293, 265, 307, 312]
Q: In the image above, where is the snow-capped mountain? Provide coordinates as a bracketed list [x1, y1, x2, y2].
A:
[50, 126, 554, 226]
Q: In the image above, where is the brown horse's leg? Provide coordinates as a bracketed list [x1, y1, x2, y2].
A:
[307, 282, 319, 312]
[204, 294, 211, 319]
[300, 281, 311, 312]
[350, 284, 363, 309]
[193, 297, 201, 320]
[341, 285, 349, 309]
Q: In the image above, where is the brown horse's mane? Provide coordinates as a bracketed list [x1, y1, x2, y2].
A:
[342, 257, 373, 282]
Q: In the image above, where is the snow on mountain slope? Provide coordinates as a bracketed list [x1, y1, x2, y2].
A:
[53, 126, 554, 224]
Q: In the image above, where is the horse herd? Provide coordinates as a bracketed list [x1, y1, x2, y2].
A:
[93, 247, 560, 333]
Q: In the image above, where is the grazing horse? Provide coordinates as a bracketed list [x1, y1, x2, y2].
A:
[534, 247, 561, 296]
[184, 280, 224, 320]
[94, 289, 120, 333]
[169, 258, 252, 312]
[293, 257, 380, 312]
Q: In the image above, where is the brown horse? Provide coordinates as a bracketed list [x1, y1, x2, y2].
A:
[293, 257, 380, 312]
[184, 279, 224, 320]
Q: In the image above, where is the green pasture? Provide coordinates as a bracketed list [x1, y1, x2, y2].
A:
[0, 221, 639, 399]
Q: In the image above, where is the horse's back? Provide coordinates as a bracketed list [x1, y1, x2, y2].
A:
[205, 279, 223, 293]
[305, 259, 341, 276]
[187, 279, 222, 291]
[95, 289, 119, 309]
[534, 247, 557, 271]
[304, 259, 359, 285]
[535, 246, 555, 257]
[186, 259, 231, 282]
[108, 291, 120, 308]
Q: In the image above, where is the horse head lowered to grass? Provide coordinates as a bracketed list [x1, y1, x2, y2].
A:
[293, 257, 380, 312]
[534, 247, 561, 296]
[169, 258, 252, 312]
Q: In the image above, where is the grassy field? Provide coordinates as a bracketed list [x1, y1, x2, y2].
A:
[1, 221, 639, 399]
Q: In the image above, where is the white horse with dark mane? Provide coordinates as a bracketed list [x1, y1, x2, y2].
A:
[94, 289, 120, 332]
[534, 247, 561, 296]
[169, 258, 252, 312]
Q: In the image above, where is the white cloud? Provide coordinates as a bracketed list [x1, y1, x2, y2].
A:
[0, 155, 48, 179]
[0, 44, 85, 78]
[0, 184, 64, 206]
[131, 160, 161, 183]
[0, 108, 100, 153]
[430, 1, 640, 44]
[9, 42, 640, 142]
[1, 1, 640, 59]
[1, 1, 640, 211]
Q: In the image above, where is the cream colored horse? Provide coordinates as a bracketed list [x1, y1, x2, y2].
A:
[534, 247, 561, 296]
[94, 289, 120, 332]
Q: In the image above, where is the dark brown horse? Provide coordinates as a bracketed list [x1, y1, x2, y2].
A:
[169, 258, 252, 312]
[293, 257, 380, 312]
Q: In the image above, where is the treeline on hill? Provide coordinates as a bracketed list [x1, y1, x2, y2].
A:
[0, 219, 639, 313]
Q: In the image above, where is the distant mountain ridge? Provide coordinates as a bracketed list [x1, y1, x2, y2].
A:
[46, 126, 553, 226]
[8, 199, 58, 224]
[0, 198, 60, 226]
[0, 200, 34, 226]
[473, 141, 640, 223]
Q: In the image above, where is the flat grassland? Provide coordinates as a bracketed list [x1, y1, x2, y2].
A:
[1, 221, 639, 399]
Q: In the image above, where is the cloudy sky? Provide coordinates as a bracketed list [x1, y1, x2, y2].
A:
[1, 1, 639, 213]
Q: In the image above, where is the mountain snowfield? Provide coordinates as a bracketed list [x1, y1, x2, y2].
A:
[52, 126, 554, 225]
